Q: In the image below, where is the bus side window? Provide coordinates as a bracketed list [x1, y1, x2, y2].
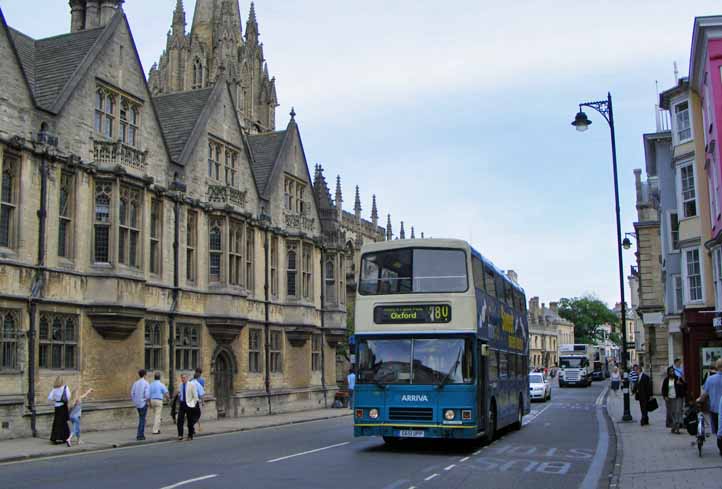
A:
[472, 258, 485, 292]
[488, 350, 498, 381]
[484, 267, 496, 297]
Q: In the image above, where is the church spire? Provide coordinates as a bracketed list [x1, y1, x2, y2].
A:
[245, 2, 259, 45]
[354, 186, 362, 220]
[386, 215, 393, 241]
[371, 194, 378, 227]
[399, 221, 406, 240]
[335, 176, 343, 221]
[410, 226, 416, 239]
[172, 0, 186, 36]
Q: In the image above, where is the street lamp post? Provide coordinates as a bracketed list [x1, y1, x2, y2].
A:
[572, 92, 633, 422]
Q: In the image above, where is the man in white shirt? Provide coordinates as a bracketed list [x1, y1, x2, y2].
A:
[190, 370, 205, 433]
[347, 368, 356, 409]
[130, 369, 150, 441]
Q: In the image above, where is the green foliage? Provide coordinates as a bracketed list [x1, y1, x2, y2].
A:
[558, 296, 619, 344]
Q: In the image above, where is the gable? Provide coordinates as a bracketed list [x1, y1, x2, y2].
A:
[247, 130, 286, 195]
[0, 11, 36, 138]
[154, 88, 215, 163]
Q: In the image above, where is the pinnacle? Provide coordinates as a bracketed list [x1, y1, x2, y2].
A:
[354, 185, 362, 213]
[371, 194, 378, 220]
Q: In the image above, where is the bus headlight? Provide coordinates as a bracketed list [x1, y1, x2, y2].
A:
[369, 408, 379, 419]
[444, 409, 455, 421]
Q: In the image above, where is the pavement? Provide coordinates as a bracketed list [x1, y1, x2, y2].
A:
[606, 389, 722, 489]
[0, 407, 352, 464]
[0, 380, 615, 489]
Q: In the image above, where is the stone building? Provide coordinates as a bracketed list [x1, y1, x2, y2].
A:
[0, 1, 378, 439]
[527, 298, 573, 369]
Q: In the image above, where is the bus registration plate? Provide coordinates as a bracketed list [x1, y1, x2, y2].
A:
[397, 430, 425, 438]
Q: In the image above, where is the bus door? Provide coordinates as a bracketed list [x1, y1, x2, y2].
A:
[477, 340, 487, 432]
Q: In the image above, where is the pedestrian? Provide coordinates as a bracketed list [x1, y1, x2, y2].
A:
[661, 366, 686, 434]
[48, 376, 71, 445]
[149, 371, 169, 435]
[191, 368, 205, 432]
[673, 358, 684, 379]
[347, 367, 356, 408]
[610, 366, 621, 396]
[697, 358, 722, 456]
[130, 369, 150, 441]
[177, 373, 200, 441]
[629, 364, 639, 392]
[633, 365, 652, 426]
[66, 387, 93, 446]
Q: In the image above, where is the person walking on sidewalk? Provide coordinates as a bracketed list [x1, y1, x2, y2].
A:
[661, 366, 686, 434]
[629, 364, 639, 392]
[149, 372, 169, 435]
[66, 387, 92, 446]
[190, 368, 205, 432]
[48, 377, 71, 445]
[347, 368, 356, 408]
[130, 369, 150, 441]
[177, 373, 200, 441]
[633, 365, 652, 426]
[697, 358, 722, 456]
[610, 366, 621, 396]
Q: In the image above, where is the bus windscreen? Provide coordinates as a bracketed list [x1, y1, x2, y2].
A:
[359, 248, 467, 295]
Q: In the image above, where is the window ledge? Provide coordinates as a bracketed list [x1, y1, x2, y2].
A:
[0, 369, 22, 376]
[0, 247, 18, 260]
[56, 257, 75, 270]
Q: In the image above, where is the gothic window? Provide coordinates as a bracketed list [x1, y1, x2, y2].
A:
[193, 58, 203, 89]
[0, 310, 18, 370]
[270, 236, 278, 297]
[58, 172, 74, 259]
[93, 181, 112, 263]
[229, 220, 243, 286]
[94, 89, 115, 138]
[248, 328, 262, 373]
[311, 334, 321, 372]
[39, 313, 78, 370]
[119, 186, 141, 268]
[246, 227, 255, 291]
[302, 243, 312, 300]
[224, 149, 238, 187]
[339, 252, 346, 305]
[209, 218, 223, 283]
[286, 241, 298, 298]
[284, 176, 306, 214]
[186, 210, 197, 283]
[144, 321, 163, 371]
[284, 178, 293, 210]
[242, 87, 251, 115]
[175, 324, 200, 371]
[325, 258, 337, 305]
[208, 143, 214, 178]
[270, 330, 283, 373]
[0, 154, 18, 249]
[149, 197, 162, 275]
[297, 186, 305, 215]
[120, 100, 140, 147]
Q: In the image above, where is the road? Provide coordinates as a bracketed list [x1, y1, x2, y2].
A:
[0, 380, 614, 489]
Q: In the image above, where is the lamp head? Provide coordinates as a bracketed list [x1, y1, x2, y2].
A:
[572, 111, 591, 132]
[622, 237, 632, 250]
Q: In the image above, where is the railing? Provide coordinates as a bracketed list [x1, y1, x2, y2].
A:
[93, 139, 147, 171]
[207, 184, 248, 207]
[284, 212, 315, 232]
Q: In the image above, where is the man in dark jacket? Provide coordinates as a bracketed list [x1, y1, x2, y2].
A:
[634, 365, 653, 425]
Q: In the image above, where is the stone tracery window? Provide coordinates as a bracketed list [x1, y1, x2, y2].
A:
[0, 154, 18, 249]
[93, 181, 112, 263]
[246, 227, 255, 291]
[39, 313, 78, 370]
[229, 220, 244, 286]
[0, 310, 18, 370]
[175, 324, 200, 371]
[209, 218, 223, 283]
[149, 197, 162, 275]
[325, 258, 336, 305]
[302, 243, 312, 300]
[119, 186, 141, 268]
[286, 241, 298, 298]
[94, 85, 141, 145]
[144, 321, 163, 371]
[58, 172, 74, 259]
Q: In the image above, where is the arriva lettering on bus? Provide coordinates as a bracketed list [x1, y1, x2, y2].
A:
[401, 395, 429, 402]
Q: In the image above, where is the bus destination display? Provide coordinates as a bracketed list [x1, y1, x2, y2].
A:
[374, 304, 451, 324]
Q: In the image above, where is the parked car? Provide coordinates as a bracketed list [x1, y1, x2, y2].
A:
[529, 373, 551, 402]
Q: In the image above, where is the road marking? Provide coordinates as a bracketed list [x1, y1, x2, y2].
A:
[267, 442, 350, 463]
[595, 385, 609, 406]
[444, 464, 456, 471]
[580, 401, 609, 489]
[158, 474, 218, 489]
[424, 473, 439, 481]
[460, 456, 470, 462]
[523, 403, 553, 425]
[473, 449, 481, 455]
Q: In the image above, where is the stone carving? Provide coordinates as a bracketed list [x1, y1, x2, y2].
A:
[284, 212, 315, 231]
[93, 140, 147, 171]
[207, 184, 247, 207]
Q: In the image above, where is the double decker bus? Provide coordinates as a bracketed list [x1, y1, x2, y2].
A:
[353, 239, 529, 443]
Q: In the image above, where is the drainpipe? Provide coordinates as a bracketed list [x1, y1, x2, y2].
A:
[168, 196, 181, 395]
[263, 228, 271, 415]
[27, 150, 50, 437]
[319, 248, 327, 408]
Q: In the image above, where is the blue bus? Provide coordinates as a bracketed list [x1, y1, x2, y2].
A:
[353, 239, 529, 443]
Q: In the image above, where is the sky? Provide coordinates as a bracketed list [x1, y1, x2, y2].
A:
[2, 0, 720, 308]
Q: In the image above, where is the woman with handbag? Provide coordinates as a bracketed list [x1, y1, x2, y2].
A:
[661, 366, 687, 434]
[47, 376, 71, 445]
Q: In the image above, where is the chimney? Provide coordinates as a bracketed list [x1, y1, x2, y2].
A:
[506, 270, 518, 284]
[100, 0, 120, 25]
[634, 168, 643, 204]
[85, 0, 100, 28]
[70, 0, 86, 32]
[529, 297, 540, 319]
[550, 302, 559, 314]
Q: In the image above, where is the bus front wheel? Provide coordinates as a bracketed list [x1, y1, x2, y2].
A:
[511, 397, 523, 431]
[484, 402, 497, 443]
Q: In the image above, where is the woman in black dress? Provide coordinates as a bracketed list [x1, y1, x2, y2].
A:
[48, 376, 71, 445]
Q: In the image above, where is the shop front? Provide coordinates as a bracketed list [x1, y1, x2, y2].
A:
[682, 308, 722, 397]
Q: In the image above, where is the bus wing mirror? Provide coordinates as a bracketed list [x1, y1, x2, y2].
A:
[481, 344, 489, 357]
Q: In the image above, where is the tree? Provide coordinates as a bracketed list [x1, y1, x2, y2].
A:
[558, 296, 619, 344]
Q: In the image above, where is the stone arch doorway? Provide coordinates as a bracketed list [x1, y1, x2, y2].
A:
[212, 346, 237, 418]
